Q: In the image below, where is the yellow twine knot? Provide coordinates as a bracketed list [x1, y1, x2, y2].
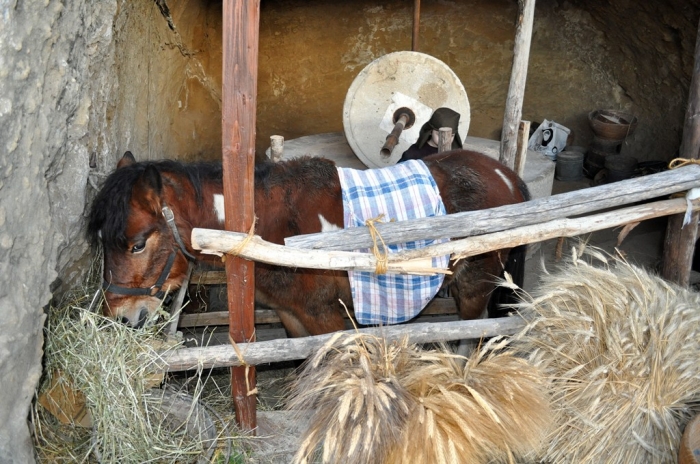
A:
[228, 333, 258, 396]
[669, 158, 700, 169]
[223, 216, 258, 262]
[365, 214, 389, 274]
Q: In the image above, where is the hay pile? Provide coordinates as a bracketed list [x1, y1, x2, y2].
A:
[35, 291, 234, 463]
[511, 248, 700, 463]
[287, 332, 552, 464]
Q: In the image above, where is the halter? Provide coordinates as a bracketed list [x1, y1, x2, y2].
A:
[102, 206, 196, 300]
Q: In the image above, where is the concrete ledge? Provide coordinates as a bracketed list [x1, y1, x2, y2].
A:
[266, 132, 554, 200]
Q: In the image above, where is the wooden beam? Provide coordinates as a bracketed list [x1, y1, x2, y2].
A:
[193, 197, 700, 266]
[662, 17, 700, 286]
[499, 0, 535, 169]
[222, 0, 259, 432]
[284, 165, 700, 251]
[161, 317, 527, 372]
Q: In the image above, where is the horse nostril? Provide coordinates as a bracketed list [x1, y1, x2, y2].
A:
[120, 316, 130, 325]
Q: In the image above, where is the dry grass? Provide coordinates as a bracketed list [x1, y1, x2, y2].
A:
[287, 332, 552, 464]
[34, 271, 242, 463]
[509, 246, 700, 463]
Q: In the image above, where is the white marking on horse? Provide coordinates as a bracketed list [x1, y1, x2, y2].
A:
[495, 168, 515, 195]
[318, 214, 341, 232]
[214, 194, 225, 223]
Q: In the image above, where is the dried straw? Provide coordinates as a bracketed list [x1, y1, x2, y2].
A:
[35, 275, 238, 463]
[509, 247, 700, 463]
[287, 332, 551, 464]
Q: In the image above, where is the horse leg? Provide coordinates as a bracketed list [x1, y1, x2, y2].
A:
[275, 308, 312, 338]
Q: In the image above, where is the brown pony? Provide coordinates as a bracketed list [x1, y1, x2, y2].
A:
[88, 150, 529, 335]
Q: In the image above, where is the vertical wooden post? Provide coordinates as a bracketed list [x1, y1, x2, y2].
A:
[438, 127, 452, 153]
[514, 120, 530, 178]
[412, 0, 421, 51]
[499, 0, 536, 169]
[270, 135, 284, 161]
[661, 18, 700, 286]
[222, 0, 259, 431]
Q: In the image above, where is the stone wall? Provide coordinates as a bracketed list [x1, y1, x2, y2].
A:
[0, 0, 698, 461]
[0, 0, 118, 461]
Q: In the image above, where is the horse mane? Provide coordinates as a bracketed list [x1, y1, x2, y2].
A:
[87, 156, 338, 250]
[87, 159, 222, 249]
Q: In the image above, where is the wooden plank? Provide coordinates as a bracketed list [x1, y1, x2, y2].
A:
[178, 298, 458, 328]
[161, 317, 527, 372]
[222, 0, 259, 431]
[499, 0, 536, 168]
[190, 269, 230, 286]
[662, 17, 700, 286]
[283, 165, 700, 251]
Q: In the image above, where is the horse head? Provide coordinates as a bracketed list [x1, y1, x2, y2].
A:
[88, 152, 199, 328]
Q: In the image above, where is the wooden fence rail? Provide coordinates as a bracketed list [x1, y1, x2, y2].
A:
[169, 165, 700, 373]
[161, 317, 526, 372]
[284, 164, 700, 251]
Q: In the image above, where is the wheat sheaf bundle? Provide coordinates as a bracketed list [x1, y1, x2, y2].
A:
[287, 332, 551, 464]
[510, 248, 700, 463]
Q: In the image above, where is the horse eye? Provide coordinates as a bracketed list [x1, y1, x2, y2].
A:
[131, 242, 146, 254]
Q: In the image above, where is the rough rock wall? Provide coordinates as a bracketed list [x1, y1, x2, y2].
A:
[0, 0, 118, 461]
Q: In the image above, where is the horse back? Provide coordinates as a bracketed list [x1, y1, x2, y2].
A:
[422, 149, 530, 214]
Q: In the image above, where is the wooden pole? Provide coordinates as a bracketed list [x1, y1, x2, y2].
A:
[270, 135, 284, 161]
[284, 165, 700, 251]
[412, 0, 421, 51]
[222, 0, 259, 432]
[438, 127, 452, 153]
[499, 0, 535, 169]
[193, 197, 700, 267]
[661, 17, 700, 286]
[514, 120, 530, 178]
[161, 317, 527, 372]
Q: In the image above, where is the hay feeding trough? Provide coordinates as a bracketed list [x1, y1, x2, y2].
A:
[511, 247, 700, 463]
[287, 332, 552, 464]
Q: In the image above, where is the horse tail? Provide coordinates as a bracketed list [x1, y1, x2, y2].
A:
[488, 179, 530, 318]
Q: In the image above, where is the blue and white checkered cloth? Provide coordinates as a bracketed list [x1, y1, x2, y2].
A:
[337, 159, 449, 325]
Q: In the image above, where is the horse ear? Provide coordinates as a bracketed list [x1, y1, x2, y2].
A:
[132, 165, 163, 215]
[117, 151, 136, 169]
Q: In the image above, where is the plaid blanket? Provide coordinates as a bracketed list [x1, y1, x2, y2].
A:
[337, 160, 449, 325]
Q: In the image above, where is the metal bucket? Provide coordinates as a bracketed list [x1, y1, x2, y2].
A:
[604, 154, 638, 183]
[555, 151, 584, 181]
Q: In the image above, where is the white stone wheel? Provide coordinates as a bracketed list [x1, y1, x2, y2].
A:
[343, 51, 470, 168]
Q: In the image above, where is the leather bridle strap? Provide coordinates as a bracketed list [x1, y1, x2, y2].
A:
[102, 205, 196, 299]
[162, 206, 197, 262]
[102, 249, 177, 299]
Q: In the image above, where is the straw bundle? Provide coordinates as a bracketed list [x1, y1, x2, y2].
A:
[510, 248, 700, 463]
[287, 332, 551, 464]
